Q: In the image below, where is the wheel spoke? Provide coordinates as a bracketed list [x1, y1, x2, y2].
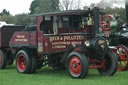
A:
[120, 61, 123, 67]
[124, 61, 127, 65]
[117, 46, 128, 71]
[108, 16, 110, 20]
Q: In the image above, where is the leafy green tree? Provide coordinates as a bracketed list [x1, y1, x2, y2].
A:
[0, 9, 10, 16]
[14, 13, 35, 25]
[0, 14, 8, 22]
[30, 0, 60, 14]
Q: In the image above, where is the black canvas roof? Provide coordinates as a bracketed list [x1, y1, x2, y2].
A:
[31, 10, 90, 17]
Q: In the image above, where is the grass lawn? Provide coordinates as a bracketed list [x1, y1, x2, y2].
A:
[0, 65, 128, 85]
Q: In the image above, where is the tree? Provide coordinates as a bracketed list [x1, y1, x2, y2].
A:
[0, 9, 12, 24]
[59, 0, 82, 10]
[14, 13, 35, 25]
[0, 9, 10, 16]
[30, 0, 60, 14]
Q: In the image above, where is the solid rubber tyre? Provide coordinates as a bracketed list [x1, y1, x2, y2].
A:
[67, 52, 88, 78]
[0, 50, 7, 69]
[97, 49, 118, 76]
[16, 50, 32, 73]
[29, 56, 37, 73]
[7, 51, 14, 65]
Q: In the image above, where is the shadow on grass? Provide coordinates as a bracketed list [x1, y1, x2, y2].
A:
[37, 67, 68, 77]
[6, 65, 16, 69]
[3, 65, 113, 80]
[35, 67, 103, 79]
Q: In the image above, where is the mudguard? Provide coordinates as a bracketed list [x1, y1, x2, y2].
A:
[60, 46, 87, 63]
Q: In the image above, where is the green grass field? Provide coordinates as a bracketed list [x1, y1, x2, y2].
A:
[0, 65, 128, 85]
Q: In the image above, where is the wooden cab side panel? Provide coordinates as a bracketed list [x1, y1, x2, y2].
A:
[9, 32, 36, 48]
[43, 34, 93, 53]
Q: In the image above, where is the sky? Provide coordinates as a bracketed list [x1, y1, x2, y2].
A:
[0, 0, 125, 15]
[0, 0, 33, 15]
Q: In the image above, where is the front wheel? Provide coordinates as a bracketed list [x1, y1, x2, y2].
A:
[67, 52, 88, 78]
[97, 49, 118, 76]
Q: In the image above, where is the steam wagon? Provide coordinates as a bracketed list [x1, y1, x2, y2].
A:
[99, 0, 128, 71]
[0, 8, 118, 78]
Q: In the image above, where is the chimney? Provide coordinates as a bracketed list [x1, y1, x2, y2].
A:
[93, 7, 99, 34]
[125, 0, 128, 27]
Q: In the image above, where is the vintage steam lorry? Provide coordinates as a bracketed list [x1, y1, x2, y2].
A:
[0, 8, 118, 78]
[99, 0, 128, 71]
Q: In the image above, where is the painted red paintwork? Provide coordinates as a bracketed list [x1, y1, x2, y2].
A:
[17, 54, 26, 71]
[100, 15, 115, 32]
[47, 35, 85, 53]
[116, 46, 128, 71]
[43, 36, 49, 53]
[36, 16, 44, 53]
[69, 56, 82, 75]
[88, 65, 104, 69]
[88, 60, 104, 69]
[10, 32, 29, 45]
[30, 32, 36, 46]
[41, 34, 94, 53]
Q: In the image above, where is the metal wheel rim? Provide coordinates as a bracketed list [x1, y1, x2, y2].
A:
[69, 56, 82, 75]
[17, 54, 26, 71]
[117, 46, 128, 71]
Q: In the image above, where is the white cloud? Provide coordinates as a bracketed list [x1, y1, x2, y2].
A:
[84, 0, 102, 5]
[0, 0, 33, 15]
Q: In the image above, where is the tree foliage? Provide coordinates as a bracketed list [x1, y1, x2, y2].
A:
[30, 0, 60, 14]
[0, 9, 10, 16]
[0, 9, 12, 23]
[14, 14, 35, 25]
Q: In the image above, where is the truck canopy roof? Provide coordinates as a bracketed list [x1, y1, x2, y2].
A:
[31, 10, 90, 17]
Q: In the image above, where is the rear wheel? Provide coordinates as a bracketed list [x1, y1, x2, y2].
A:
[7, 51, 14, 65]
[97, 49, 118, 76]
[16, 50, 32, 73]
[116, 45, 128, 71]
[30, 56, 37, 73]
[67, 52, 88, 78]
[0, 50, 7, 69]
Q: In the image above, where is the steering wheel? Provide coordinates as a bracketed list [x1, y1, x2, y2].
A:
[100, 15, 115, 32]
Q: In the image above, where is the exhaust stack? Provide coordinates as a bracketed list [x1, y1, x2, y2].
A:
[93, 7, 99, 34]
[125, 0, 128, 28]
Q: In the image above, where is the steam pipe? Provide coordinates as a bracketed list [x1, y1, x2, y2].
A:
[125, 0, 128, 28]
[93, 7, 100, 34]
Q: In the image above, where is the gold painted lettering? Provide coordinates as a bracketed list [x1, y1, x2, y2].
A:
[16, 35, 25, 38]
